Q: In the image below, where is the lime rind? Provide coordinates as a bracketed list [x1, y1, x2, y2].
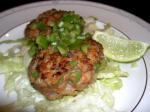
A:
[92, 31, 150, 62]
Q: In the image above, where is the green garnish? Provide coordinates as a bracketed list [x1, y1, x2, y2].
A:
[57, 76, 64, 85]
[69, 61, 78, 67]
[75, 71, 82, 82]
[28, 43, 38, 56]
[47, 33, 59, 43]
[57, 44, 69, 56]
[81, 44, 90, 54]
[32, 22, 47, 30]
[71, 71, 82, 82]
[94, 63, 101, 73]
[69, 39, 83, 50]
[36, 35, 49, 49]
[31, 71, 39, 79]
[28, 12, 88, 56]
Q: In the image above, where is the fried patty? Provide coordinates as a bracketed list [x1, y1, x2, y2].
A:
[27, 9, 104, 100]
[28, 39, 103, 100]
[25, 9, 67, 40]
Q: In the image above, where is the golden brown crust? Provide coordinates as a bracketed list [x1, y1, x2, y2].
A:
[25, 9, 67, 40]
[28, 39, 103, 100]
[27, 9, 104, 100]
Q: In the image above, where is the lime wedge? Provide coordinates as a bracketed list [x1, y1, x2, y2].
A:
[92, 31, 150, 62]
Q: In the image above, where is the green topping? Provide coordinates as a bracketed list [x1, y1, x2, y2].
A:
[36, 35, 49, 49]
[31, 71, 39, 79]
[47, 33, 59, 43]
[94, 63, 101, 73]
[49, 12, 86, 55]
[71, 71, 82, 82]
[81, 44, 90, 54]
[69, 39, 83, 50]
[28, 12, 92, 57]
[57, 76, 64, 85]
[75, 71, 82, 82]
[69, 61, 78, 67]
[28, 43, 38, 56]
[32, 22, 47, 30]
[57, 44, 69, 56]
[62, 12, 85, 25]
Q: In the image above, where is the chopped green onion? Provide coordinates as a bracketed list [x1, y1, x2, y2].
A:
[63, 22, 74, 30]
[30, 12, 86, 56]
[81, 44, 90, 54]
[59, 28, 64, 32]
[94, 63, 101, 73]
[84, 32, 92, 38]
[69, 37, 76, 44]
[73, 71, 82, 82]
[69, 39, 83, 50]
[47, 33, 59, 43]
[36, 35, 49, 49]
[70, 31, 77, 38]
[77, 35, 86, 40]
[62, 14, 75, 23]
[57, 44, 69, 56]
[48, 21, 55, 27]
[57, 76, 64, 85]
[60, 29, 69, 37]
[31, 71, 39, 79]
[69, 61, 78, 67]
[28, 43, 38, 56]
[75, 24, 81, 36]
[52, 24, 59, 32]
[58, 21, 64, 27]
[32, 22, 47, 30]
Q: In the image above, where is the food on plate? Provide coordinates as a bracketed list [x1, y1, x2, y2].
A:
[24, 9, 104, 100]
[93, 31, 150, 62]
[28, 39, 103, 100]
[25, 9, 67, 40]
[0, 9, 149, 112]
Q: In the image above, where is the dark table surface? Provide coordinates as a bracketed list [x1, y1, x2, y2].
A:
[0, 0, 149, 24]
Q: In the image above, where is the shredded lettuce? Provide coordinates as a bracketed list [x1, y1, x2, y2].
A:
[0, 38, 26, 45]
[96, 58, 128, 90]
[33, 80, 116, 112]
[0, 55, 25, 73]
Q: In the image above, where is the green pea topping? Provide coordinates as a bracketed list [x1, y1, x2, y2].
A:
[31, 71, 39, 79]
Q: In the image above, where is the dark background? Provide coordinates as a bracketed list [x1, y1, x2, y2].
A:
[0, 0, 149, 24]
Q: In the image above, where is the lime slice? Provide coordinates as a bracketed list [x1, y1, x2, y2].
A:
[92, 31, 150, 62]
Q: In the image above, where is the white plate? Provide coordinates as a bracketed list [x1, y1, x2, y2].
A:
[0, 1, 150, 112]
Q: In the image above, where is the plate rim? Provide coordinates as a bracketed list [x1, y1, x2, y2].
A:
[0, 1, 150, 31]
[0, 1, 149, 111]
[0, 20, 148, 112]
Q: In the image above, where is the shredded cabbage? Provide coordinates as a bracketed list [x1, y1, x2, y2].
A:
[96, 58, 128, 90]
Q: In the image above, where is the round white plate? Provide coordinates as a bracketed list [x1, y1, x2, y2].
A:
[0, 1, 150, 112]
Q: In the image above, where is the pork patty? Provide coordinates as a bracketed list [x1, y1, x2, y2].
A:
[25, 9, 67, 40]
[28, 39, 103, 100]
